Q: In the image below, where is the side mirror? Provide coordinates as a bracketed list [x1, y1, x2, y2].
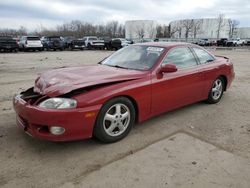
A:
[159, 64, 177, 73]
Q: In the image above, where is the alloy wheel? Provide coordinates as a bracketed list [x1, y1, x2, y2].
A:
[103, 103, 131, 137]
[212, 79, 223, 100]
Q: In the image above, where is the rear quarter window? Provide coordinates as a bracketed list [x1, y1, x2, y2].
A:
[193, 48, 215, 64]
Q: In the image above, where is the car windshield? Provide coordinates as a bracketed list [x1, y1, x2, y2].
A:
[102, 45, 165, 71]
[49, 37, 61, 41]
[0, 37, 13, 41]
[89, 37, 98, 40]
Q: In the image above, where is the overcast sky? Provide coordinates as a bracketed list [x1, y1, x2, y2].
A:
[0, 0, 249, 30]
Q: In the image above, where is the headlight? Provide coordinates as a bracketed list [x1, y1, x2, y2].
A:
[38, 98, 77, 109]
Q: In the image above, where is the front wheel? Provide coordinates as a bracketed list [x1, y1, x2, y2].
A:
[206, 77, 224, 104]
[94, 97, 136, 143]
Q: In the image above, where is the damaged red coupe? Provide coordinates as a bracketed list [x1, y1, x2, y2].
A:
[13, 42, 235, 142]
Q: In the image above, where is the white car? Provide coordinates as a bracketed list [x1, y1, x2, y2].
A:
[227, 38, 246, 46]
[83, 36, 105, 49]
[19, 36, 43, 51]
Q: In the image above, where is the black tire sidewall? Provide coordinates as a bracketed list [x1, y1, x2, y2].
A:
[94, 97, 136, 143]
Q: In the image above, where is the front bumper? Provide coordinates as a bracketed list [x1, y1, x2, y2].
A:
[0, 45, 18, 50]
[73, 45, 85, 49]
[91, 43, 104, 48]
[13, 95, 101, 141]
[25, 44, 43, 48]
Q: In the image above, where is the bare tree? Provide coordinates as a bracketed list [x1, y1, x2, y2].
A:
[228, 19, 239, 38]
[216, 14, 225, 39]
[163, 25, 170, 38]
[156, 25, 163, 38]
[192, 20, 203, 38]
[182, 19, 194, 39]
[156, 24, 170, 38]
[147, 21, 156, 39]
[135, 22, 146, 39]
[106, 21, 119, 37]
[169, 24, 181, 38]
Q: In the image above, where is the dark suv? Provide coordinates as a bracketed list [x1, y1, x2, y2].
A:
[217, 38, 228, 46]
[63, 37, 85, 50]
[0, 36, 19, 52]
[41, 36, 65, 51]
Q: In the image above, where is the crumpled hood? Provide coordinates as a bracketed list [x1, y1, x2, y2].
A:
[34, 65, 146, 97]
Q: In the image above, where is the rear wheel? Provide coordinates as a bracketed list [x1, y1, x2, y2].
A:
[94, 97, 135, 143]
[207, 77, 224, 104]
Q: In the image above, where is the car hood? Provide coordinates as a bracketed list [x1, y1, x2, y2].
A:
[34, 65, 146, 97]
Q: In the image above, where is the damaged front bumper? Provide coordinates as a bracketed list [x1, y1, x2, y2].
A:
[13, 93, 101, 141]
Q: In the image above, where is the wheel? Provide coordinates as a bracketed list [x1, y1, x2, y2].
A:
[94, 97, 136, 143]
[206, 77, 224, 104]
[87, 43, 92, 50]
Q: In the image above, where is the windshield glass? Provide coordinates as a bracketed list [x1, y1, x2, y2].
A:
[102, 45, 165, 71]
[0, 37, 13, 41]
[89, 38, 97, 40]
[27, 37, 40, 40]
[49, 37, 61, 41]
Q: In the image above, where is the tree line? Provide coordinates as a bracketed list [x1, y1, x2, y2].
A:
[0, 19, 171, 39]
[0, 20, 126, 38]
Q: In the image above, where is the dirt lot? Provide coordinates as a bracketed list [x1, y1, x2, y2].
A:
[0, 49, 250, 187]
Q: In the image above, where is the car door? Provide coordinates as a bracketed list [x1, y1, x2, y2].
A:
[151, 47, 204, 116]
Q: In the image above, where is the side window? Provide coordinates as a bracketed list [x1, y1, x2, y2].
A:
[193, 48, 215, 64]
[162, 47, 197, 68]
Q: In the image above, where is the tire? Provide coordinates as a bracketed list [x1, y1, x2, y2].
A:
[206, 77, 225, 104]
[94, 97, 136, 143]
[87, 43, 92, 50]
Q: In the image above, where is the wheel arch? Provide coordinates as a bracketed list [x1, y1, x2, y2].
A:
[101, 95, 139, 123]
[219, 75, 228, 91]
[120, 95, 139, 123]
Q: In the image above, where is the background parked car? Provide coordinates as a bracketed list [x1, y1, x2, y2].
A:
[19, 36, 43, 51]
[0, 36, 19, 52]
[198, 39, 210, 46]
[83, 36, 105, 50]
[109, 38, 132, 50]
[100, 36, 112, 50]
[246, 40, 250, 46]
[41, 36, 65, 51]
[226, 38, 245, 46]
[217, 38, 228, 46]
[63, 37, 85, 50]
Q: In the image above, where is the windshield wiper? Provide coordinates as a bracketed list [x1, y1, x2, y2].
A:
[105, 64, 129, 69]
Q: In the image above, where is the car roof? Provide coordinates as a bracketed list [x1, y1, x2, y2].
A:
[136, 42, 198, 48]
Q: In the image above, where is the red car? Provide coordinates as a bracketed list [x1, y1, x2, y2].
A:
[13, 42, 235, 142]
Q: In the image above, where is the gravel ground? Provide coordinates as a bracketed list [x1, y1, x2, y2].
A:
[0, 49, 249, 187]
